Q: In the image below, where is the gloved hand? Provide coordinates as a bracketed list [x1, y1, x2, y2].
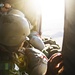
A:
[46, 53, 64, 75]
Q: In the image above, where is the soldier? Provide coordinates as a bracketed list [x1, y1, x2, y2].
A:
[0, 13, 30, 75]
[0, 14, 48, 75]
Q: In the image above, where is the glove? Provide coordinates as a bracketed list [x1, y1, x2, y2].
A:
[46, 53, 64, 75]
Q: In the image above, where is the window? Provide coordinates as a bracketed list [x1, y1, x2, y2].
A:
[41, 0, 65, 48]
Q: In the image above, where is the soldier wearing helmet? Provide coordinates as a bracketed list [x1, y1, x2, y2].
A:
[0, 13, 48, 75]
[0, 13, 30, 74]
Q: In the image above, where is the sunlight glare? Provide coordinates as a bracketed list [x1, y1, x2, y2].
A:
[41, 0, 65, 37]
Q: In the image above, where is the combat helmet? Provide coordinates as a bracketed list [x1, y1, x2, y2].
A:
[0, 14, 30, 46]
